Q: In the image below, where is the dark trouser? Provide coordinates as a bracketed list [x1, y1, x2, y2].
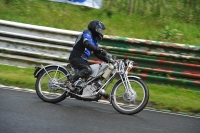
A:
[69, 58, 92, 83]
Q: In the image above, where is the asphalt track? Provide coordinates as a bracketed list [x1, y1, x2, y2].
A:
[0, 86, 199, 133]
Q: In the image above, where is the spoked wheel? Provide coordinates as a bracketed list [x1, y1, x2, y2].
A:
[35, 66, 70, 103]
[111, 77, 149, 115]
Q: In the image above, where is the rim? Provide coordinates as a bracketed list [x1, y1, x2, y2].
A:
[113, 79, 146, 112]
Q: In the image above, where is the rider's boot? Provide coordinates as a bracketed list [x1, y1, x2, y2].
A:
[64, 75, 79, 91]
[64, 80, 75, 91]
[65, 78, 85, 92]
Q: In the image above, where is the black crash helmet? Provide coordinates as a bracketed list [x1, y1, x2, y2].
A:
[88, 20, 106, 40]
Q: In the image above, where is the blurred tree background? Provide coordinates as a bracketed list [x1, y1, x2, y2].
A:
[103, 0, 200, 24]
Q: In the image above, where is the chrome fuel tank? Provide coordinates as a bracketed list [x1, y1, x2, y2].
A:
[89, 62, 108, 77]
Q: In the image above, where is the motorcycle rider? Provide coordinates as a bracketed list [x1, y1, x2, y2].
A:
[65, 20, 109, 91]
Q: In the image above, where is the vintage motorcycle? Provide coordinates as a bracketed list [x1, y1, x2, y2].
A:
[33, 54, 149, 115]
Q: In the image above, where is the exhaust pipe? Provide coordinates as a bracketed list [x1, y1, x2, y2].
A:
[99, 89, 109, 99]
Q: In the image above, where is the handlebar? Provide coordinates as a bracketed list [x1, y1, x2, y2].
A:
[105, 53, 136, 66]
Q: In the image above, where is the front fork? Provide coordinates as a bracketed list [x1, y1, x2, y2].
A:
[120, 72, 137, 98]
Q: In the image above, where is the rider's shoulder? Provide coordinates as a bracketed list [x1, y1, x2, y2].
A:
[83, 30, 92, 37]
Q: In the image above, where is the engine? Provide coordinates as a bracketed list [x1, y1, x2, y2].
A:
[82, 79, 103, 96]
[94, 79, 104, 89]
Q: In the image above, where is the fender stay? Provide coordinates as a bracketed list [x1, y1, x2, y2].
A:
[33, 65, 69, 78]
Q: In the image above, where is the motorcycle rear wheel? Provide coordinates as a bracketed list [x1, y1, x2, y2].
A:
[111, 77, 149, 115]
[35, 66, 69, 103]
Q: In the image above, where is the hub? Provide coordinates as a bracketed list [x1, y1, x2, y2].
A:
[47, 78, 61, 91]
[123, 91, 137, 102]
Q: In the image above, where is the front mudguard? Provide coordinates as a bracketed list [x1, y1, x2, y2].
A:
[33, 65, 70, 78]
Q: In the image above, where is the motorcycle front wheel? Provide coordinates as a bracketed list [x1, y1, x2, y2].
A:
[35, 66, 69, 103]
[110, 77, 149, 115]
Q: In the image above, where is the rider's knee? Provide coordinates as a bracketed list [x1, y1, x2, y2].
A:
[85, 66, 92, 76]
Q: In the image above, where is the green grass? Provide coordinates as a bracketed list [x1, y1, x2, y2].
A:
[0, 0, 200, 45]
[0, 65, 36, 89]
[147, 84, 200, 114]
[0, 64, 199, 115]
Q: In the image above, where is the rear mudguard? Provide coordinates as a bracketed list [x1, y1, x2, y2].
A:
[33, 65, 70, 78]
